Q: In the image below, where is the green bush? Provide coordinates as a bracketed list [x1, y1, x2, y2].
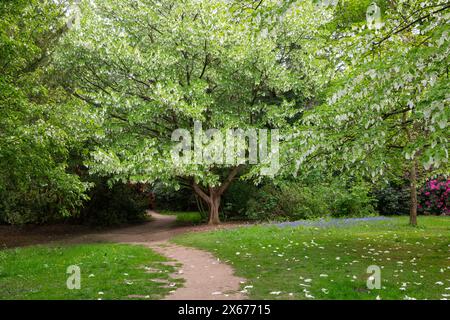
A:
[244, 180, 377, 222]
[245, 185, 284, 221]
[245, 183, 329, 221]
[0, 170, 89, 225]
[77, 180, 149, 226]
[153, 183, 198, 212]
[373, 180, 410, 215]
[330, 184, 377, 217]
[278, 184, 330, 219]
[222, 181, 258, 220]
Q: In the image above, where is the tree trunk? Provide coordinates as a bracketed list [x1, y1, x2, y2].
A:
[403, 112, 418, 227]
[191, 165, 243, 225]
[207, 193, 221, 225]
[409, 160, 418, 226]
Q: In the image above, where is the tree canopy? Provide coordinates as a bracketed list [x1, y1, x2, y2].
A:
[285, 0, 449, 225]
[54, 0, 333, 223]
[0, 0, 95, 223]
[1, 0, 448, 225]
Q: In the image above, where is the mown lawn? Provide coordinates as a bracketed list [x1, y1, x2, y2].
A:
[174, 216, 450, 300]
[0, 243, 182, 300]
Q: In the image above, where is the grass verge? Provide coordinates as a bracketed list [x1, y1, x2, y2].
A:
[0, 243, 183, 300]
[160, 210, 203, 225]
[174, 216, 450, 300]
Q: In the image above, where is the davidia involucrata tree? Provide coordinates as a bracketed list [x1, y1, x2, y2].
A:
[55, 0, 331, 224]
[287, 0, 449, 226]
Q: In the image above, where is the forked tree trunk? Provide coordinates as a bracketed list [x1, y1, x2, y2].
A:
[409, 160, 418, 226]
[191, 166, 242, 225]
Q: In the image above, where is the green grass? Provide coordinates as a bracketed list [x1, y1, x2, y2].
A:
[174, 216, 450, 300]
[160, 210, 203, 224]
[0, 243, 183, 300]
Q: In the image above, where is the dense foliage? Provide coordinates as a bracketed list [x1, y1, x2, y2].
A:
[286, 0, 449, 225]
[418, 176, 450, 215]
[244, 180, 376, 221]
[0, 0, 152, 225]
[76, 179, 150, 226]
[0, 0, 448, 225]
[373, 180, 411, 216]
[53, 0, 334, 224]
[0, 0, 94, 224]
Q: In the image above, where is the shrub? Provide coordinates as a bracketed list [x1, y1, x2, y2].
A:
[245, 185, 284, 221]
[0, 171, 89, 225]
[153, 183, 198, 212]
[77, 180, 149, 226]
[418, 176, 450, 215]
[372, 180, 410, 215]
[244, 180, 377, 222]
[278, 184, 329, 220]
[222, 181, 258, 220]
[329, 184, 377, 218]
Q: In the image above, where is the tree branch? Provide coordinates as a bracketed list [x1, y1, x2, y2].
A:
[374, 4, 450, 46]
[217, 165, 243, 195]
[192, 181, 210, 203]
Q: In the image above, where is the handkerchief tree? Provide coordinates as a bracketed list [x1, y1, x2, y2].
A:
[288, 0, 449, 226]
[55, 0, 331, 224]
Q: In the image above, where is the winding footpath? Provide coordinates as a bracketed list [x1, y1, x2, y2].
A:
[71, 212, 246, 300]
[1, 212, 246, 300]
[143, 242, 245, 300]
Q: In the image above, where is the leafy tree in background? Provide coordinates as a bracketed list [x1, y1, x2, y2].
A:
[0, 0, 95, 224]
[289, 0, 449, 225]
[56, 0, 332, 224]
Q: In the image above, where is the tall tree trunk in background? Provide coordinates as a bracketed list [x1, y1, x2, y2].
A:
[403, 111, 419, 226]
[409, 160, 418, 226]
[192, 165, 242, 225]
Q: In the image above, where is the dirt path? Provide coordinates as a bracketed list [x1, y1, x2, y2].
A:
[141, 242, 246, 300]
[0, 212, 247, 300]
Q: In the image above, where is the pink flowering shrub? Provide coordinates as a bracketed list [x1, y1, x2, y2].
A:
[418, 176, 450, 215]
